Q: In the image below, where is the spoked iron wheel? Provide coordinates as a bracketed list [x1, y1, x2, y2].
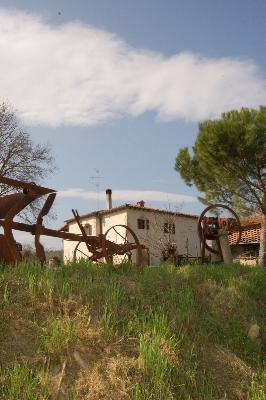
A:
[198, 204, 242, 254]
[73, 240, 105, 263]
[73, 241, 91, 261]
[198, 204, 242, 262]
[102, 224, 143, 266]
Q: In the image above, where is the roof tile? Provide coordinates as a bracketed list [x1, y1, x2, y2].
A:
[65, 204, 198, 224]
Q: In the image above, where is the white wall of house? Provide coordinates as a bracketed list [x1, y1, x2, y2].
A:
[101, 210, 127, 234]
[62, 207, 200, 265]
[127, 208, 200, 265]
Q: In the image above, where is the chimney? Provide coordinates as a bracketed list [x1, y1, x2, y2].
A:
[106, 189, 112, 209]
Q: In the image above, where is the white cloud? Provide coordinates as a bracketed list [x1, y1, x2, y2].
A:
[58, 188, 197, 203]
[0, 8, 265, 126]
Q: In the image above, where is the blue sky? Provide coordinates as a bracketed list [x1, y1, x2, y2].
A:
[0, 0, 266, 248]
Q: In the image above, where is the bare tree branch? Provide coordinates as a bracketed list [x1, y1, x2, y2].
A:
[0, 102, 56, 222]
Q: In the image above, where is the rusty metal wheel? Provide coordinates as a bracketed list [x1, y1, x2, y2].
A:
[73, 240, 105, 264]
[73, 241, 90, 261]
[102, 224, 143, 266]
[198, 204, 242, 256]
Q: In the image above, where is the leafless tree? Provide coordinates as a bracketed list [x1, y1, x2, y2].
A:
[0, 102, 55, 221]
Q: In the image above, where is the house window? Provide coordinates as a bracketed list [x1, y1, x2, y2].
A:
[164, 223, 175, 234]
[137, 218, 149, 230]
[83, 223, 92, 235]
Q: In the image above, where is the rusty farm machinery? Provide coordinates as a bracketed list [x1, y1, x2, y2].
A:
[198, 204, 242, 263]
[0, 176, 144, 266]
[0, 175, 243, 267]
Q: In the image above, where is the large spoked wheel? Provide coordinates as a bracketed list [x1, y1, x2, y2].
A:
[73, 241, 91, 261]
[73, 240, 105, 263]
[102, 224, 143, 266]
[198, 204, 242, 255]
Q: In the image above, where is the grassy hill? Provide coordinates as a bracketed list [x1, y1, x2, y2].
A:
[0, 261, 265, 399]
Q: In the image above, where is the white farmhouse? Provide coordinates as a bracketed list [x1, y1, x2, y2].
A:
[62, 189, 200, 265]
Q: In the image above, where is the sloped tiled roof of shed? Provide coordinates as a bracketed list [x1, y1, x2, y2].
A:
[229, 215, 261, 245]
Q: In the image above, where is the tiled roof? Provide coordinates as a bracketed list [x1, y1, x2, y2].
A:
[229, 215, 261, 245]
[65, 204, 198, 224]
[238, 215, 262, 226]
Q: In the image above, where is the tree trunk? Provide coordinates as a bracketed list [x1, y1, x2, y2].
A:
[258, 212, 266, 266]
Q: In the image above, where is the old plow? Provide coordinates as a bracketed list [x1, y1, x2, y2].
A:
[0, 176, 144, 266]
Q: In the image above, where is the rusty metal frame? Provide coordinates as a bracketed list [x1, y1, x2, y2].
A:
[102, 224, 143, 265]
[0, 176, 144, 266]
[198, 204, 242, 263]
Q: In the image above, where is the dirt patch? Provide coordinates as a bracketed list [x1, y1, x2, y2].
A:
[0, 316, 38, 365]
[74, 355, 135, 400]
[202, 345, 252, 400]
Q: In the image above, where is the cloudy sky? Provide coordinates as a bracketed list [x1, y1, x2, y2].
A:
[1, 0, 266, 247]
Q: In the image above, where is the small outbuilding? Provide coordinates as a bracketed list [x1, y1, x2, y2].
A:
[229, 216, 261, 265]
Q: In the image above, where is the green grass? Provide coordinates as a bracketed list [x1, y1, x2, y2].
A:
[0, 361, 48, 400]
[136, 311, 180, 399]
[39, 314, 77, 359]
[0, 261, 265, 399]
[248, 367, 266, 400]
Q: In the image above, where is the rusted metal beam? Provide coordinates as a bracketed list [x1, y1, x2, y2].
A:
[0, 175, 144, 266]
[0, 176, 56, 195]
[0, 220, 86, 241]
[0, 220, 110, 246]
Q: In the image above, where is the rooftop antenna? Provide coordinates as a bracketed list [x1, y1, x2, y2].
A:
[89, 169, 104, 210]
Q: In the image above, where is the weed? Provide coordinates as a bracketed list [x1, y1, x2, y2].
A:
[0, 261, 265, 399]
[105, 280, 124, 308]
[171, 286, 196, 320]
[136, 311, 180, 399]
[40, 276, 54, 306]
[57, 280, 71, 299]
[28, 274, 38, 300]
[0, 361, 48, 400]
[99, 281, 125, 337]
[2, 282, 10, 305]
[100, 305, 114, 334]
[39, 315, 76, 358]
[248, 367, 266, 400]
